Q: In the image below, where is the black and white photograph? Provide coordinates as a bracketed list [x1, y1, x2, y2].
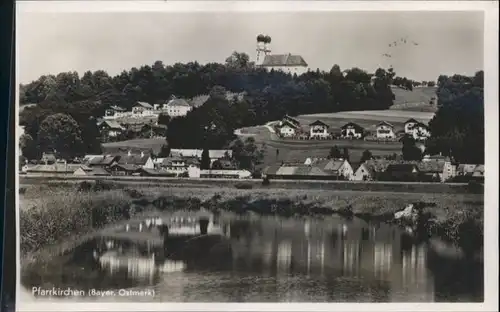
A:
[15, 1, 498, 311]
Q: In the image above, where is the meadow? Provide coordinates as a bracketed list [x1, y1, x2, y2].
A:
[101, 138, 166, 154]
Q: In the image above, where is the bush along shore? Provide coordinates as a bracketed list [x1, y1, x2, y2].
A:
[20, 181, 484, 262]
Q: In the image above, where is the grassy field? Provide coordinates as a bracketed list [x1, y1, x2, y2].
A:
[390, 86, 438, 110]
[101, 138, 166, 154]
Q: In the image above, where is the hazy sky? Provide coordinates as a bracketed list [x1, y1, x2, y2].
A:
[17, 10, 484, 83]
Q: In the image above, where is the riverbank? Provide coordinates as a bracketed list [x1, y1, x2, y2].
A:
[20, 181, 483, 262]
[20, 174, 482, 194]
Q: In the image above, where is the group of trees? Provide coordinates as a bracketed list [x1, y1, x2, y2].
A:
[426, 71, 484, 164]
[19, 51, 400, 158]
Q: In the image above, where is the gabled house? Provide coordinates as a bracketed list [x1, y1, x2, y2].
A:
[118, 151, 154, 169]
[98, 120, 125, 142]
[417, 160, 455, 182]
[162, 96, 193, 117]
[404, 118, 419, 134]
[341, 122, 364, 139]
[308, 120, 330, 139]
[73, 166, 110, 176]
[375, 121, 396, 139]
[353, 162, 377, 181]
[41, 152, 57, 165]
[277, 120, 300, 137]
[108, 163, 141, 176]
[310, 158, 354, 180]
[132, 101, 154, 116]
[411, 122, 431, 141]
[383, 164, 420, 182]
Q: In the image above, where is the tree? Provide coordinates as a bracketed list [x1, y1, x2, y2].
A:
[401, 135, 422, 161]
[342, 147, 350, 161]
[329, 145, 342, 159]
[159, 144, 171, 157]
[158, 113, 171, 126]
[200, 148, 211, 169]
[19, 134, 39, 160]
[37, 113, 84, 159]
[427, 81, 436, 87]
[231, 137, 264, 171]
[360, 149, 373, 163]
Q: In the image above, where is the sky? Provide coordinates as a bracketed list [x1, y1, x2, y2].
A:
[17, 9, 484, 84]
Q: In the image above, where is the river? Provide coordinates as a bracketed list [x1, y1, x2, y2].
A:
[21, 212, 483, 302]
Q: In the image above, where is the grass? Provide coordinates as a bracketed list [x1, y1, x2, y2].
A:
[101, 138, 166, 154]
[20, 181, 483, 261]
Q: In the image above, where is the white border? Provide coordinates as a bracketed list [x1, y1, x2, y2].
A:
[14, 1, 499, 311]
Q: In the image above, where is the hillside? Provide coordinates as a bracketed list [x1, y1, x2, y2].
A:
[390, 86, 438, 112]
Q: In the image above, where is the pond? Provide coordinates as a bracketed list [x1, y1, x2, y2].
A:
[21, 212, 483, 302]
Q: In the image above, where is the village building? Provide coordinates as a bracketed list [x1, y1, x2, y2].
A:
[160, 157, 200, 176]
[417, 160, 455, 182]
[257, 53, 309, 76]
[375, 121, 396, 139]
[340, 122, 364, 139]
[306, 158, 354, 180]
[136, 167, 177, 177]
[404, 118, 419, 135]
[411, 122, 431, 141]
[73, 165, 110, 176]
[169, 149, 232, 165]
[132, 101, 155, 117]
[308, 120, 330, 139]
[162, 97, 193, 117]
[353, 162, 377, 181]
[383, 164, 420, 181]
[277, 119, 300, 137]
[25, 163, 82, 175]
[98, 120, 125, 142]
[108, 163, 141, 176]
[40, 152, 57, 165]
[83, 155, 120, 169]
[117, 151, 155, 169]
[104, 106, 128, 119]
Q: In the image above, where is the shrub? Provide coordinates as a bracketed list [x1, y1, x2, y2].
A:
[234, 183, 253, 190]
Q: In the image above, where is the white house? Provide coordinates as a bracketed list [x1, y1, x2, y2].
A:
[162, 97, 193, 117]
[404, 118, 419, 135]
[277, 120, 300, 137]
[411, 123, 431, 141]
[132, 102, 155, 117]
[340, 122, 364, 139]
[375, 121, 396, 139]
[308, 120, 329, 139]
[257, 53, 309, 76]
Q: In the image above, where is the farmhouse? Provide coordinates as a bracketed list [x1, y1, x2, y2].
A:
[73, 166, 110, 176]
[411, 122, 431, 141]
[277, 120, 300, 137]
[162, 97, 193, 117]
[104, 106, 127, 119]
[108, 163, 140, 176]
[132, 101, 155, 117]
[160, 157, 200, 175]
[308, 120, 330, 139]
[404, 118, 419, 134]
[340, 122, 364, 139]
[262, 164, 330, 180]
[258, 53, 309, 76]
[353, 163, 377, 181]
[98, 120, 125, 142]
[383, 164, 420, 182]
[308, 158, 354, 180]
[417, 160, 455, 182]
[118, 152, 155, 169]
[375, 121, 396, 139]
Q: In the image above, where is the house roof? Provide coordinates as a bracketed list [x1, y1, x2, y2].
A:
[386, 164, 419, 173]
[27, 164, 80, 173]
[284, 115, 301, 126]
[417, 161, 445, 173]
[376, 121, 394, 128]
[110, 163, 140, 172]
[341, 122, 364, 131]
[261, 54, 308, 67]
[100, 120, 125, 130]
[356, 163, 376, 177]
[263, 165, 282, 176]
[309, 120, 329, 127]
[279, 120, 301, 130]
[166, 98, 191, 107]
[276, 166, 297, 175]
[136, 101, 154, 109]
[110, 105, 126, 111]
[118, 155, 150, 166]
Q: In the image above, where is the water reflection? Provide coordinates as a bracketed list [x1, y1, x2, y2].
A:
[21, 212, 482, 302]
